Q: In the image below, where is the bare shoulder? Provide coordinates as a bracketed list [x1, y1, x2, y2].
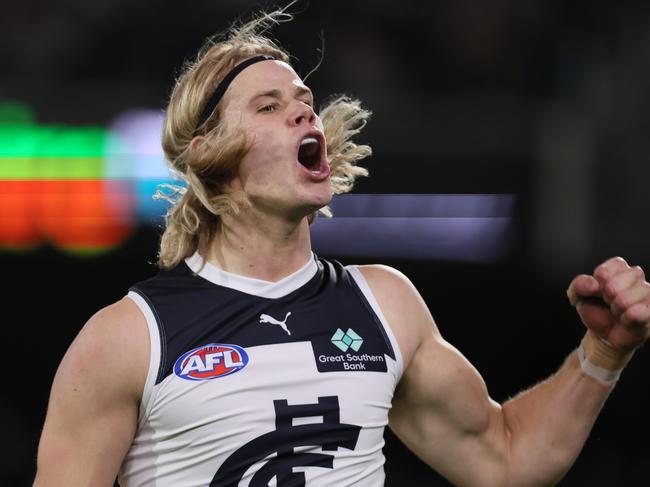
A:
[355, 264, 435, 330]
[34, 297, 150, 485]
[57, 296, 150, 402]
[356, 264, 413, 292]
[356, 264, 439, 367]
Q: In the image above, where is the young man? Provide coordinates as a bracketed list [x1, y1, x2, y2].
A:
[34, 8, 650, 487]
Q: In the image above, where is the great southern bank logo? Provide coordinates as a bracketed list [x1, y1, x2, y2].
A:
[330, 328, 363, 352]
[174, 343, 248, 381]
[318, 327, 384, 372]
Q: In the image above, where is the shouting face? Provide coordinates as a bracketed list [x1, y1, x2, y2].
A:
[219, 59, 331, 220]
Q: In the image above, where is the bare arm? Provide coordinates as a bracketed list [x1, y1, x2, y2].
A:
[359, 259, 649, 487]
[34, 297, 149, 486]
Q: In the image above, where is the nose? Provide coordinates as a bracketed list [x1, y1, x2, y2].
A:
[289, 102, 316, 127]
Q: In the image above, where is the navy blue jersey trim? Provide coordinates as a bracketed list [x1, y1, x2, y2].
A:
[346, 270, 397, 361]
[129, 286, 168, 385]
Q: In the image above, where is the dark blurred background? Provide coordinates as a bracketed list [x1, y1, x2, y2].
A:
[2, 0, 649, 485]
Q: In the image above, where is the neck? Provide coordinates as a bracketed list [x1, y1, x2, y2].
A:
[202, 208, 314, 282]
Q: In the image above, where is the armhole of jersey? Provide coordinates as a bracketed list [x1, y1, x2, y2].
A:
[346, 265, 404, 380]
[126, 290, 162, 423]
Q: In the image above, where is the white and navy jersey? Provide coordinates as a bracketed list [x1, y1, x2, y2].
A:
[118, 253, 403, 487]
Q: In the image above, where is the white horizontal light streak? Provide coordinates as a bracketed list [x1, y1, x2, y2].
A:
[312, 194, 515, 261]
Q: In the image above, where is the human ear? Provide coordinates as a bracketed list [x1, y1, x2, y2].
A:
[189, 135, 207, 153]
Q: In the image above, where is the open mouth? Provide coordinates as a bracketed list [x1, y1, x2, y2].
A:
[297, 136, 323, 172]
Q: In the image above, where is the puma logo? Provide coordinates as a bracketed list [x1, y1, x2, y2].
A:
[259, 312, 292, 336]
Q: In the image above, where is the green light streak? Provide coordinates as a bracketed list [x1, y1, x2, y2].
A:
[0, 99, 109, 178]
[0, 123, 109, 178]
[0, 125, 108, 158]
[0, 156, 103, 179]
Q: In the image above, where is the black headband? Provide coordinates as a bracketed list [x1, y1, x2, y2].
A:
[197, 55, 277, 129]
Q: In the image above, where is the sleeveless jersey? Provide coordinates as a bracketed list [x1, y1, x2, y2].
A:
[118, 253, 403, 487]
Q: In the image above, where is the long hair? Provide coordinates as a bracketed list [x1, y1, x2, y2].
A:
[157, 5, 372, 268]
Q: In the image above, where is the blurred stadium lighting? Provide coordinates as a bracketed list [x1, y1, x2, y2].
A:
[0, 103, 514, 260]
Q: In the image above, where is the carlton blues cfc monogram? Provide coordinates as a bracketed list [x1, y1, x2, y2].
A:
[213, 396, 360, 486]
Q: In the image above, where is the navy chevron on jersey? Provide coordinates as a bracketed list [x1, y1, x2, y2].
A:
[118, 253, 403, 487]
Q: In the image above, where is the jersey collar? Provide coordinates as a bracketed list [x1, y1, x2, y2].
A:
[184, 252, 319, 299]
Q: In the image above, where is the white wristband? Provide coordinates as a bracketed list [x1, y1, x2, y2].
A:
[577, 342, 622, 384]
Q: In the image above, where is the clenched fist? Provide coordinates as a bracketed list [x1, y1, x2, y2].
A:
[567, 257, 650, 371]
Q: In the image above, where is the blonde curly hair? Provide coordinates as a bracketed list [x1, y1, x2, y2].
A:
[157, 5, 372, 268]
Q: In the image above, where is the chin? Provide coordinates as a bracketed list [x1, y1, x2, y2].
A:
[309, 189, 333, 209]
[293, 194, 332, 220]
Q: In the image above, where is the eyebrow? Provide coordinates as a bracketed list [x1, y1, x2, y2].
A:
[249, 86, 314, 104]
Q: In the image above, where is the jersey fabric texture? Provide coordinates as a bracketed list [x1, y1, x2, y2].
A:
[118, 253, 404, 487]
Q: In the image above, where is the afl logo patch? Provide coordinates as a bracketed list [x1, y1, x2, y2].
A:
[174, 343, 249, 381]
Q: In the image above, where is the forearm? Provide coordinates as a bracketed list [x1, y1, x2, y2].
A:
[501, 333, 631, 486]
